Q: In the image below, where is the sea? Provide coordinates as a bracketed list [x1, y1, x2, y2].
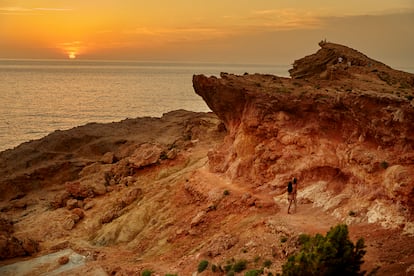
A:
[0, 59, 290, 152]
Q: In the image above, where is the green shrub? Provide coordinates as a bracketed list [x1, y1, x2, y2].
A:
[282, 224, 366, 276]
[254, 256, 260, 263]
[380, 161, 389, 169]
[226, 272, 235, 276]
[223, 190, 230, 196]
[198, 260, 209, 273]
[263, 259, 272, 268]
[349, 210, 357, 217]
[245, 269, 263, 276]
[165, 274, 177, 276]
[280, 236, 288, 243]
[224, 263, 233, 272]
[141, 270, 152, 276]
[298, 233, 310, 245]
[233, 259, 247, 272]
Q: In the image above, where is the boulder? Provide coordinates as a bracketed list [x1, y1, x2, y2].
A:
[128, 143, 163, 168]
[65, 182, 93, 199]
[66, 199, 79, 210]
[83, 200, 95, 210]
[101, 152, 115, 164]
[190, 211, 206, 227]
[63, 213, 81, 230]
[58, 255, 70, 265]
[120, 187, 142, 206]
[204, 234, 239, 257]
[51, 191, 71, 209]
[72, 208, 85, 220]
[80, 176, 107, 196]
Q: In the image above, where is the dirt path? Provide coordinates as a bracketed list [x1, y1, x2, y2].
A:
[274, 201, 341, 235]
[196, 165, 341, 236]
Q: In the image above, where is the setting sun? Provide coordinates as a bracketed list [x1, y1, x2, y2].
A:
[0, 1, 412, 65]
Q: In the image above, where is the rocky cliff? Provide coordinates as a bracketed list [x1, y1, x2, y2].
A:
[193, 42, 414, 233]
[0, 42, 413, 275]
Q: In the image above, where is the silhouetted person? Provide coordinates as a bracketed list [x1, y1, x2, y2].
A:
[287, 177, 298, 214]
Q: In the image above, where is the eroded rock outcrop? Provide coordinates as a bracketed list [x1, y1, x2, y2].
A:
[290, 41, 414, 87]
[193, 42, 414, 233]
[0, 110, 224, 261]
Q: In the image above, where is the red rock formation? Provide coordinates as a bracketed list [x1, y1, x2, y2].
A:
[289, 41, 414, 87]
[193, 42, 414, 231]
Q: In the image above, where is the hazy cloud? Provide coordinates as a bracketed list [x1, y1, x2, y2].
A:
[58, 41, 83, 47]
[247, 9, 323, 30]
[0, 6, 72, 14]
[123, 26, 229, 43]
[33, 8, 73, 12]
[120, 9, 322, 47]
[0, 6, 32, 15]
[0, 7, 31, 12]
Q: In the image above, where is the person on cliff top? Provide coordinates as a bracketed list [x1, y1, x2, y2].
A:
[287, 177, 298, 214]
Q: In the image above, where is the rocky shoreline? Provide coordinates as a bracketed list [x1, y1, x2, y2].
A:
[1, 42, 413, 275]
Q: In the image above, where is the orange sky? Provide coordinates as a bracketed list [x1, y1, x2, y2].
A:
[1, 0, 413, 67]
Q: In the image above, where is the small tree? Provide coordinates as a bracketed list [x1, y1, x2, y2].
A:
[233, 259, 247, 272]
[282, 224, 366, 276]
[198, 260, 209, 273]
[141, 270, 152, 276]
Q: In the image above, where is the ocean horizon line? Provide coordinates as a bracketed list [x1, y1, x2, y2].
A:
[0, 58, 290, 68]
[2, 58, 412, 74]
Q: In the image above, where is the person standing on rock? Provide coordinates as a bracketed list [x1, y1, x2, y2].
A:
[287, 177, 298, 214]
[292, 177, 298, 212]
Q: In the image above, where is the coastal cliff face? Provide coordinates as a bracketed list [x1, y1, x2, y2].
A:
[193, 42, 414, 232]
[1, 43, 413, 275]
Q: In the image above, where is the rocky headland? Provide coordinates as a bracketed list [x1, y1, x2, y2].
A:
[0, 42, 413, 275]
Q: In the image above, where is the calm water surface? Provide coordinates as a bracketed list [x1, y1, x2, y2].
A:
[0, 59, 290, 151]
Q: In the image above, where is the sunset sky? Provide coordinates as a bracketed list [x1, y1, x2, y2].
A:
[1, 0, 413, 67]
